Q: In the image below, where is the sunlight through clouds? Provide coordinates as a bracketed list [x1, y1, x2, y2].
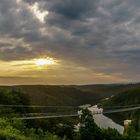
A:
[34, 58, 55, 66]
[29, 2, 48, 23]
[0, 57, 58, 76]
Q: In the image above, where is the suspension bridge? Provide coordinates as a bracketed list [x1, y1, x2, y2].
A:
[0, 104, 139, 120]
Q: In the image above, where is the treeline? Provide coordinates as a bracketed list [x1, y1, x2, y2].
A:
[0, 118, 64, 140]
[0, 89, 65, 140]
[0, 108, 139, 140]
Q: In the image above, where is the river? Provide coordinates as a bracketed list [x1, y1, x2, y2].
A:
[93, 114, 124, 134]
[79, 105, 124, 134]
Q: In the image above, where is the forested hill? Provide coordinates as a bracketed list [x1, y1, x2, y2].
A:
[101, 85, 140, 107]
[75, 83, 140, 99]
[101, 85, 140, 127]
[0, 83, 140, 106]
[0, 85, 101, 106]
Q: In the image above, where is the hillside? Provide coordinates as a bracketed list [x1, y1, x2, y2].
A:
[101, 85, 140, 126]
[76, 83, 140, 99]
[0, 85, 101, 106]
[101, 86, 140, 107]
[0, 84, 140, 107]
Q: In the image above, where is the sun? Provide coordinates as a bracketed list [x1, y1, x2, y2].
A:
[34, 58, 55, 66]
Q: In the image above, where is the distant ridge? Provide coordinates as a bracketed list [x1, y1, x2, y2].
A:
[0, 83, 140, 106]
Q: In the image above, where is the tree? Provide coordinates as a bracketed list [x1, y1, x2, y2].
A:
[102, 128, 124, 140]
[79, 108, 103, 140]
[55, 124, 74, 140]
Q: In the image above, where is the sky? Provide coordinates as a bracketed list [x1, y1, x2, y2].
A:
[0, 0, 140, 85]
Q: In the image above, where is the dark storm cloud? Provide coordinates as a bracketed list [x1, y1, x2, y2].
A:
[47, 0, 99, 20]
[1, 0, 140, 81]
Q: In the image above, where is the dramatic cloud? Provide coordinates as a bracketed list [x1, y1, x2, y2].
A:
[0, 0, 140, 84]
